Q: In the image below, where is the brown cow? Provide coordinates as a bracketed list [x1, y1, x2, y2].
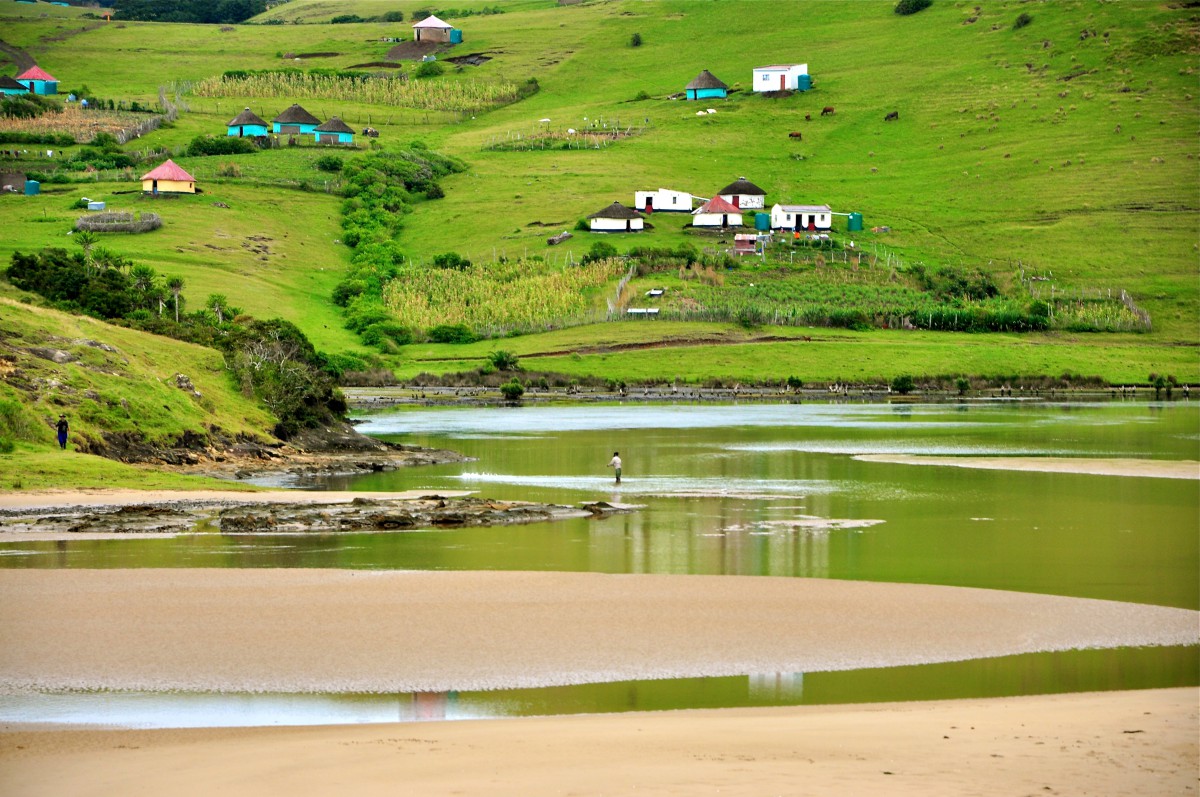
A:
[805, 113, 812, 121]
[820, 106, 835, 116]
[884, 111, 899, 121]
[788, 131, 803, 139]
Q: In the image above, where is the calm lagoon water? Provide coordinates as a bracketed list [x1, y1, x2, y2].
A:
[3, 400, 1197, 727]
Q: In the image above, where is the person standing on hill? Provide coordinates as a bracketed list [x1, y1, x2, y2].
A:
[608, 451, 622, 485]
[56, 414, 69, 450]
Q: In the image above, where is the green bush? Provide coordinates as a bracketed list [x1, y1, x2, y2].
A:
[1013, 12, 1033, 30]
[956, 377, 970, 395]
[582, 241, 619, 265]
[894, 0, 932, 15]
[186, 135, 258, 157]
[432, 252, 471, 270]
[630, 32, 643, 47]
[428, 323, 478, 344]
[500, 380, 525, 401]
[415, 61, 445, 79]
[315, 154, 344, 172]
[891, 375, 915, 394]
[488, 350, 520, 371]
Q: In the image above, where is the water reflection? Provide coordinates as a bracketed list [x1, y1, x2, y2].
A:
[4, 646, 1194, 729]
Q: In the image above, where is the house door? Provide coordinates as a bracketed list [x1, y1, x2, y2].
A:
[731, 195, 739, 208]
[152, 179, 158, 193]
[645, 196, 653, 213]
[780, 75, 786, 90]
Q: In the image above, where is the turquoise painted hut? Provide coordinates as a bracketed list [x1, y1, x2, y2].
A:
[227, 107, 268, 137]
[0, 75, 30, 96]
[314, 116, 355, 145]
[273, 104, 321, 135]
[684, 70, 727, 101]
[16, 65, 57, 95]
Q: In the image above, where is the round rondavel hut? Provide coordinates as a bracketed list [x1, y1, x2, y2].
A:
[314, 117, 355, 145]
[684, 69, 728, 101]
[272, 104, 321, 135]
[588, 202, 644, 232]
[226, 107, 268, 138]
[141, 159, 196, 195]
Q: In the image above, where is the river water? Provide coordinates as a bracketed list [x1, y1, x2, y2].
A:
[2, 399, 1197, 727]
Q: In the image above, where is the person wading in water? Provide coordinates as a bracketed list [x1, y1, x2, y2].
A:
[608, 451, 622, 485]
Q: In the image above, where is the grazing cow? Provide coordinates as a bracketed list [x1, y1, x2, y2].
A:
[805, 113, 812, 121]
[788, 131, 803, 139]
[884, 111, 899, 121]
[820, 106, 835, 116]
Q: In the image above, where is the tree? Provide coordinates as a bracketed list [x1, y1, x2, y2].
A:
[500, 379, 524, 402]
[167, 276, 184, 323]
[208, 294, 236, 325]
[891, 375, 915, 395]
[488, 350, 520, 371]
[73, 230, 97, 273]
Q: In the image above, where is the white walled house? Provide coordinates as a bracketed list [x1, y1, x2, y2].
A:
[753, 63, 809, 92]
[716, 177, 766, 210]
[588, 201, 644, 232]
[771, 203, 832, 232]
[692, 196, 743, 228]
[634, 188, 694, 213]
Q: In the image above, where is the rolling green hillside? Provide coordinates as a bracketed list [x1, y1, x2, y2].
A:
[0, 0, 1195, 398]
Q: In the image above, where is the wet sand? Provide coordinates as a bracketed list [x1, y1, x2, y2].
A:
[1, 569, 1195, 693]
[2, 688, 1195, 796]
[855, 454, 1200, 479]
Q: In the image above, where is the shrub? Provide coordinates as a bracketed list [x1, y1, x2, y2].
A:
[582, 241, 619, 265]
[630, 32, 643, 47]
[956, 377, 970, 395]
[428, 323, 478, 344]
[488, 350, 520, 371]
[500, 379, 525, 401]
[894, 0, 932, 15]
[186, 135, 258, 157]
[786, 376, 803, 389]
[891, 375, 915, 394]
[331, 14, 366, 23]
[1013, 12, 1033, 30]
[415, 61, 445, 79]
[381, 11, 405, 22]
[315, 154, 344, 172]
[360, 321, 412, 350]
[432, 252, 471, 270]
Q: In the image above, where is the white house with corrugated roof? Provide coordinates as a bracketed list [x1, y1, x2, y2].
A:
[770, 203, 831, 232]
[634, 188, 694, 213]
[753, 63, 809, 92]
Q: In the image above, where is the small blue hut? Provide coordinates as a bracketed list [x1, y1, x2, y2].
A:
[314, 117, 355, 145]
[0, 75, 30, 96]
[685, 70, 728, 101]
[226, 107, 269, 137]
[16, 66, 57, 95]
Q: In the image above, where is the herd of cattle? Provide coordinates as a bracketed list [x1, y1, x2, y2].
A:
[787, 106, 899, 138]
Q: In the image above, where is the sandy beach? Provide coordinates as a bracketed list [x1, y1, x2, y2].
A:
[1, 569, 1196, 694]
[2, 688, 1195, 796]
[855, 454, 1200, 479]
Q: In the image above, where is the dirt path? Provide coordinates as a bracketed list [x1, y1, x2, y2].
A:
[0, 38, 35, 72]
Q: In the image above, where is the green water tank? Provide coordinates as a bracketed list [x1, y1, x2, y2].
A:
[24, 180, 39, 196]
[796, 74, 812, 91]
[847, 212, 863, 232]
[754, 212, 770, 231]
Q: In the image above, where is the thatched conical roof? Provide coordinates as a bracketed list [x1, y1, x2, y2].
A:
[588, 202, 643, 220]
[273, 103, 321, 125]
[716, 176, 766, 196]
[685, 69, 727, 91]
[314, 116, 354, 134]
[228, 107, 267, 127]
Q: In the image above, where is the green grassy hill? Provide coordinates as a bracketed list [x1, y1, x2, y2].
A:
[0, 0, 1196, 403]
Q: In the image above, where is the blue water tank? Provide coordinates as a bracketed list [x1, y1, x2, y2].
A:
[450, 28, 463, 44]
[24, 180, 40, 196]
[796, 74, 812, 91]
[754, 212, 770, 231]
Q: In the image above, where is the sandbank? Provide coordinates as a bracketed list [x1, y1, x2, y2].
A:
[2, 688, 1196, 796]
[855, 454, 1200, 479]
[1, 569, 1195, 694]
[0, 488, 471, 513]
